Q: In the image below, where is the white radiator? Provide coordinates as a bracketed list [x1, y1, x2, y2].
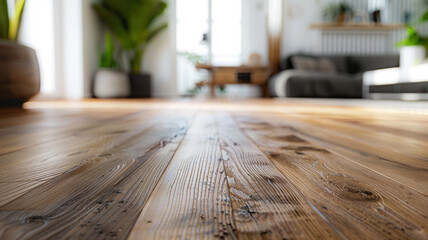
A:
[318, 30, 396, 55]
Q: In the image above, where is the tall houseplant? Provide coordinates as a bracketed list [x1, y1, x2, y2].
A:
[93, 0, 168, 97]
[0, 0, 40, 107]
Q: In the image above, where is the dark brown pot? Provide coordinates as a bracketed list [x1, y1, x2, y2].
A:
[0, 41, 40, 107]
[129, 73, 151, 98]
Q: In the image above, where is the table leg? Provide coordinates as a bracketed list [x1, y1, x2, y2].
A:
[210, 71, 216, 98]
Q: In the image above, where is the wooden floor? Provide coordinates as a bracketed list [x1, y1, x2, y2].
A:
[0, 99, 427, 240]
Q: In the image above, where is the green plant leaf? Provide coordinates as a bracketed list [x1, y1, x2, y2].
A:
[94, 0, 168, 73]
[146, 22, 167, 43]
[93, 4, 133, 49]
[147, 1, 167, 29]
[128, 0, 157, 45]
[129, 21, 167, 73]
[396, 26, 427, 48]
[105, 33, 114, 63]
[99, 32, 118, 69]
[131, 48, 143, 73]
[0, 0, 9, 39]
[9, 0, 26, 41]
[104, 0, 134, 23]
[420, 9, 428, 23]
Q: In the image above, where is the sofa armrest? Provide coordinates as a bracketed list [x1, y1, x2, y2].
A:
[269, 70, 301, 97]
[269, 70, 362, 98]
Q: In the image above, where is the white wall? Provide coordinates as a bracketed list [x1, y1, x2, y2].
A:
[50, 0, 100, 100]
[143, 29, 178, 98]
[61, 0, 85, 100]
[242, 0, 268, 65]
[143, 0, 178, 98]
[282, 0, 327, 56]
[82, 0, 102, 98]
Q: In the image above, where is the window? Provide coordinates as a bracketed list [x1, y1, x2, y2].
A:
[18, 0, 56, 96]
[176, 0, 242, 94]
[211, 0, 242, 65]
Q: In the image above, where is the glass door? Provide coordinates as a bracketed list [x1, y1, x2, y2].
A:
[176, 0, 242, 95]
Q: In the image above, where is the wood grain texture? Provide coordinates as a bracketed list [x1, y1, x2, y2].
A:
[129, 113, 237, 240]
[215, 113, 340, 240]
[294, 116, 428, 160]
[234, 115, 428, 240]
[0, 111, 191, 239]
[0, 111, 156, 206]
[0, 110, 136, 155]
[262, 114, 428, 195]
[0, 99, 427, 240]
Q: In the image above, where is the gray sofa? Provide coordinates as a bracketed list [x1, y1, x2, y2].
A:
[269, 54, 399, 98]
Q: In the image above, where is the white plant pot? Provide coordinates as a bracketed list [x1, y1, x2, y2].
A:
[400, 46, 426, 81]
[94, 69, 130, 98]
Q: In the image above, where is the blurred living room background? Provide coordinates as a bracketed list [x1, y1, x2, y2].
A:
[1, 0, 428, 105]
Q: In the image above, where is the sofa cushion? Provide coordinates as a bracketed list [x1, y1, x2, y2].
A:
[282, 54, 349, 73]
[348, 55, 399, 74]
[269, 70, 362, 98]
[291, 56, 337, 73]
[322, 56, 349, 73]
[318, 58, 338, 72]
[286, 74, 362, 98]
[291, 56, 318, 71]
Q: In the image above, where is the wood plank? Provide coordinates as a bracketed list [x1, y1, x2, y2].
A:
[292, 116, 428, 160]
[259, 113, 428, 195]
[0, 110, 157, 179]
[234, 115, 428, 240]
[0, 111, 191, 240]
[215, 113, 340, 240]
[0, 111, 161, 207]
[0, 111, 44, 128]
[0, 110, 134, 155]
[129, 113, 236, 240]
[326, 116, 428, 142]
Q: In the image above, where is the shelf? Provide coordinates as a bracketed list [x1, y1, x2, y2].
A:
[195, 64, 269, 71]
[310, 23, 405, 31]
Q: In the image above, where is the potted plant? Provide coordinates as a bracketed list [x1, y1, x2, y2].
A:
[396, 11, 428, 72]
[93, 33, 130, 98]
[93, 0, 168, 98]
[323, 2, 354, 23]
[0, 0, 40, 107]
